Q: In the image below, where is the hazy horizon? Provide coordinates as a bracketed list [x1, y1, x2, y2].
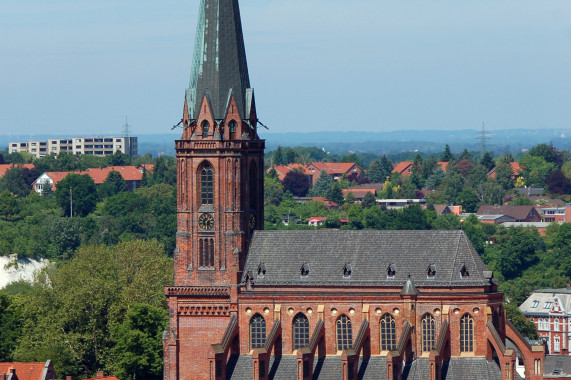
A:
[1, 0, 570, 136]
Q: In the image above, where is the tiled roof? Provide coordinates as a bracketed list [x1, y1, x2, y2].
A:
[342, 189, 376, 198]
[38, 166, 142, 188]
[392, 161, 413, 175]
[433, 204, 451, 215]
[308, 162, 360, 175]
[311, 197, 339, 208]
[476, 205, 539, 221]
[0, 361, 50, 380]
[137, 164, 154, 173]
[243, 230, 490, 287]
[488, 162, 523, 178]
[0, 163, 35, 176]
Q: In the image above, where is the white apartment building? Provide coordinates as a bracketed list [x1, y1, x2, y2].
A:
[8, 136, 137, 159]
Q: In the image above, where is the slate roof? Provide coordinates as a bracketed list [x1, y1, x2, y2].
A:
[226, 355, 501, 379]
[476, 205, 540, 221]
[519, 288, 571, 316]
[186, 0, 251, 120]
[243, 230, 491, 287]
[543, 355, 571, 377]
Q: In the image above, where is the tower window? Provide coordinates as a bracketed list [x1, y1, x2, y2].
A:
[427, 264, 436, 278]
[460, 314, 474, 352]
[199, 238, 214, 267]
[336, 314, 352, 351]
[293, 313, 310, 349]
[343, 263, 352, 278]
[301, 263, 310, 277]
[202, 120, 210, 138]
[250, 314, 266, 349]
[229, 120, 236, 133]
[460, 264, 469, 278]
[421, 313, 435, 353]
[201, 164, 214, 205]
[380, 313, 396, 351]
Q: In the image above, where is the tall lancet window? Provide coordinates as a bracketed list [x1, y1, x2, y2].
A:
[202, 120, 210, 138]
[201, 163, 214, 205]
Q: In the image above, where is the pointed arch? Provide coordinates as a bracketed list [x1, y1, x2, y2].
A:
[201, 120, 210, 138]
[336, 314, 352, 351]
[249, 160, 257, 212]
[380, 313, 397, 351]
[292, 313, 310, 349]
[460, 313, 474, 352]
[250, 313, 266, 349]
[198, 161, 214, 205]
[421, 313, 436, 353]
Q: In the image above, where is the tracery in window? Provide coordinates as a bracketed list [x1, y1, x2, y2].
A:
[421, 313, 436, 352]
[250, 314, 266, 349]
[200, 163, 213, 205]
[460, 313, 474, 352]
[336, 314, 352, 351]
[380, 313, 396, 351]
[293, 313, 310, 349]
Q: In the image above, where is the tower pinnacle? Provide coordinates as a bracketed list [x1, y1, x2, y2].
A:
[186, 0, 251, 121]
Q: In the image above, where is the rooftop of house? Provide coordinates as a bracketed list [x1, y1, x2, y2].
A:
[519, 287, 571, 315]
[0, 361, 52, 380]
[487, 162, 523, 178]
[476, 205, 539, 220]
[37, 166, 143, 187]
[242, 230, 491, 288]
[0, 163, 36, 177]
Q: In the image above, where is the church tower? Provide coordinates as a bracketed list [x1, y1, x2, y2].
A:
[164, 0, 264, 378]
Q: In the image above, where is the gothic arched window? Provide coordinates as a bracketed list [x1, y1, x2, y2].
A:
[200, 163, 213, 205]
[421, 313, 436, 353]
[460, 313, 474, 352]
[292, 313, 310, 349]
[202, 120, 210, 138]
[250, 314, 266, 349]
[336, 314, 352, 351]
[380, 313, 396, 351]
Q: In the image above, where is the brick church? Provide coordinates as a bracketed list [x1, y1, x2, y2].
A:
[163, 1, 545, 379]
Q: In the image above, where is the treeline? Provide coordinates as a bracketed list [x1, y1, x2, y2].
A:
[0, 152, 177, 259]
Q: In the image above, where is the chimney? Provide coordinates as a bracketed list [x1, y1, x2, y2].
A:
[97, 371, 104, 378]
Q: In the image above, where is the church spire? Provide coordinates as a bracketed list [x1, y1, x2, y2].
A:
[186, 0, 251, 121]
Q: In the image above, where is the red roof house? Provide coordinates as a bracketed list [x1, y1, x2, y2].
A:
[0, 361, 56, 380]
[392, 161, 448, 177]
[268, 162, 362, 186]
[487, 162, 523, 179]
[0, 164, 35, 177]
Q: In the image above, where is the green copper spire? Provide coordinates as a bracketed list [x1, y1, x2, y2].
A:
[186, 0, 251, 120]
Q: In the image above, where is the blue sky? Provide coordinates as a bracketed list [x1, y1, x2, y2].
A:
[1, 0, 570, 137]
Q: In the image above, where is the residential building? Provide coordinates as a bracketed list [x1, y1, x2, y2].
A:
[520, 287, 571, 355]
[0, 361, 56, 380]
[0, 164, 35, 177]
[342, 183, 383, 203]
[376, 198, 427, 209]
[32, 166, 143, 194]
[488, 162, 523, 180]
[8, 136, 137, 159]
[269, 162, 362, 186]
[392, 161, 448, 177]
[477, 205, 542, 223]
[163, 1, 545, 379]
[307, 216, 327, 226]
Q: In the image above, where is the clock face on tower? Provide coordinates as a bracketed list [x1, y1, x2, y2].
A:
[249, 213, 256, 231]
[198, 213, 214, 230]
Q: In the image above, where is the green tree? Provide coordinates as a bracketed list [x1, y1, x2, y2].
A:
[55, 174, 98, 217]
[14, 240, 173, 379]
[0, 167, 31, 197]
[478, 181, 505, 205]
[273, 146, 285, 165]
[519, 155, 556, 187]
[529, 143, 558, 164]
[41, 182, 53, 196]
[0, 294, 24, 360]
[264, 176, 283, 206]
[440, 144, 454, 162]
[112, 303, 167, 380]
[106, 150, 131, 166]
[368, 158, 391, 183]
[421, 157, 438, 179]
[495, 228, 539, 280]
[480, 152, 495, 171]
[99, 170, 127, 199]
[311, 170, 333, 197]
[457, 188, 479, 213]
[0, 190, 20, 220]
[425, 168, 446, 190]
[327, 182, 344, 205]
[440, 173, 464, 204]
[504, 303, 538, 339]
[431, 214, 461, 230]
[344, 192, 356, 206]
[494, 161, 514, 190]
[361, 192, 376, 209]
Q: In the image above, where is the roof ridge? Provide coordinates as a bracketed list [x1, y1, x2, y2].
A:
[449, 231, 462, 285]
